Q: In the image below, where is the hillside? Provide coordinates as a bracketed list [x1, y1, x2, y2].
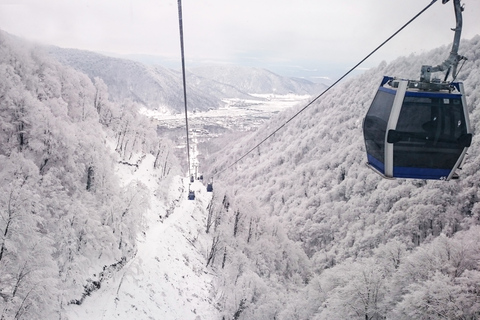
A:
[47, 47, 324, 114]
[47, 46, 223, 113]
[202, 35, 480, 319]
[189, 65, 326, 95]
[65, 164, 219, 320]
[0, 29, 187, 318]
[0, 29, 327, 319]
[3, 23, 480, 319]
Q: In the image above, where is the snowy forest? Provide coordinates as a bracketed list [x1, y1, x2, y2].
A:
[203, 35, 480, 319]
[0, 30, 182, 319]
[1, 24, 480, 319]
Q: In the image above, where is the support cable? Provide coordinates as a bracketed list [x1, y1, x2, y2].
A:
[177, 0, 192, 179]
[213, 0, 439, 177]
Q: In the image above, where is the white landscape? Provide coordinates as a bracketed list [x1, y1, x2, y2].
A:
[64, 93, 311, 319]
[66, 155, 218, 320]
[1, 26, 480, 320]
[141, 94, 311, 130]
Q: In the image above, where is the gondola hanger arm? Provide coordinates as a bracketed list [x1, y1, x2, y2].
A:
[422, 0, 467, 82]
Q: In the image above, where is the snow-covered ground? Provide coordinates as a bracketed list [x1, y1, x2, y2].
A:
[140, 93, 311, 132]
[65, 94, 310, 319]
[65, 155, 219, 320]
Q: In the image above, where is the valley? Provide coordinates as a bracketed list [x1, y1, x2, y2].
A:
[141, 93, 312, 144]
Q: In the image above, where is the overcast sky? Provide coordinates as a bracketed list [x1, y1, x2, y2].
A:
[1, 0, 479, 80]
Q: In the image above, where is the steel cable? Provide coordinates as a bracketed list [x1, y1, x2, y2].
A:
[177, 0, 192, 179]
[212, 0, 439, 177]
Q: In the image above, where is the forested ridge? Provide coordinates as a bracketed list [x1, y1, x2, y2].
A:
[2, 25, 480, 319]
[47, 47, 323, 115]
[0, 30, 181, 318]
[204, 36, 480, 319]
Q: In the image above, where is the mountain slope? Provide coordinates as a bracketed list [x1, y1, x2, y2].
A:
[47, 47, 224, 113]
[66, 160, 219, 320]
[0, 29, 189, 319]
[189, 65, 326, 95]
[47, 47, 325, 114]
[202, 35, 480, 319]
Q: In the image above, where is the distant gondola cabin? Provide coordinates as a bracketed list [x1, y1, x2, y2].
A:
[206, 183, 213, 192]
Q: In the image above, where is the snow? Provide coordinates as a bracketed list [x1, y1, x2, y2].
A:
[65, 154, 219, 320]
[139, 94, 310, 122]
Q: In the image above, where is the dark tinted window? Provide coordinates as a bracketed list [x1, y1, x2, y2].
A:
[394, 94, 466, 169]
[363, 89, 395, 162]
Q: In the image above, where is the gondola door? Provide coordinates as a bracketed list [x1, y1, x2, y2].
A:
[384, 80, 408, 178]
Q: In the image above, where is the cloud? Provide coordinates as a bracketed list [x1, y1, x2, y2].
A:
[0, 0, 478, 78]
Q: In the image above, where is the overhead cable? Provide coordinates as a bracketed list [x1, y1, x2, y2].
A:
[177, 0, 192, 179]
[213, 0, 439, 177]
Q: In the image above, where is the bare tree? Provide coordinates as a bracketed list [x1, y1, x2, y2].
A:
[206, 236, 220, 267]
[206, 196, 215, 234]
[233, 298, 247, 320]
[247, 217, 254, 244]
[0, 190, 15, 263]
[233, 210, 242, 237]
[221, 247, 227, 269]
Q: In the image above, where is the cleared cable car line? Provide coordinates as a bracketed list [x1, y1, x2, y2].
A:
[212, 0, 440, 178]
[177, 0, 195, 198]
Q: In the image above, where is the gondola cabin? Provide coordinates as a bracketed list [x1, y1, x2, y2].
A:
[188, 190, 195, 200]
[206, 183, 213, 192]
[363, 76, 472, 180]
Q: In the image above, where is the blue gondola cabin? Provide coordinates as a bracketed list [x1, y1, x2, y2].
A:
[363, 76, 472, 180]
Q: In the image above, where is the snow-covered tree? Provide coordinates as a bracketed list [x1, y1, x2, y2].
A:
[0, 30, 181, 317]
[205, 35, 480, 319]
